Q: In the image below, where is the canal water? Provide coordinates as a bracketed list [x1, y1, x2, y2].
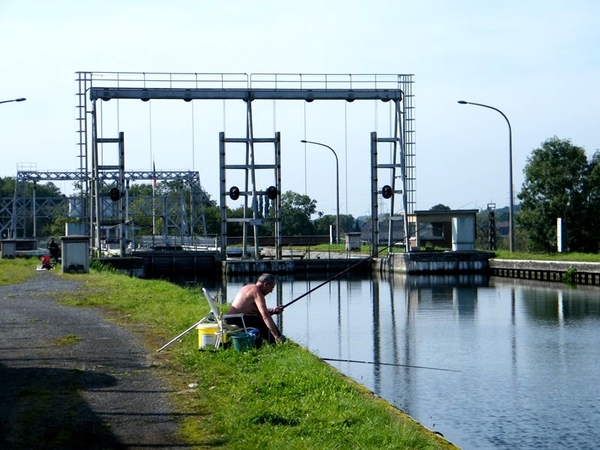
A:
[208, 273, 600, 449]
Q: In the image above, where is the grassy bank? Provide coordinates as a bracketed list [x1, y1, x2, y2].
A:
[3, 258, 455, 449]
[493, 249, 600, 262]
[0, 257, 41, 286]
[308, 245, 600, 263]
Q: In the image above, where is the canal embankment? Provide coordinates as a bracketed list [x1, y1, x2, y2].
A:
[98, 246, 600, 286]
[489, 258, 600, 285]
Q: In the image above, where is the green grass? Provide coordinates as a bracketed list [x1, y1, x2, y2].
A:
[493, 250, 600, 262]
[53, 334, 83, 347]
[4, 260, 455, 449]
[0, 257, 39, 285]
[309, 245, 600, 262]
[177, 344, 445, 449]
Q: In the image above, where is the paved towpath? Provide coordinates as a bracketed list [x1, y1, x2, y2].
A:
[0, 271, 193, 449]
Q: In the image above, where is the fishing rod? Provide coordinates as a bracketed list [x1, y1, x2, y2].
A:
[281, 240, 402, 310]
[321, 357, 461, 373]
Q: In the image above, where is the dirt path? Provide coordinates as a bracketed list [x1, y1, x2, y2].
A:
[0, 271, 191, 449]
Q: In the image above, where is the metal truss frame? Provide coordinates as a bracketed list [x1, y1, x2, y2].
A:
[76, 72, 415, 257]
[7, 170, 207, 249]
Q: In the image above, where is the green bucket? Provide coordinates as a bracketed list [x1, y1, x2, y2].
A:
[232, 332, 255, 352]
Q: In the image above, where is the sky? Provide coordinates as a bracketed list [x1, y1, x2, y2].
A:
[1, 0, 598, 220]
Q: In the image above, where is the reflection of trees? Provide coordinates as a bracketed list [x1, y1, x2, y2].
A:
[521, 288, 600, 322]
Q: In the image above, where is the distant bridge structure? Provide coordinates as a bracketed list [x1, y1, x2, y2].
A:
[5, 169, 207, 250]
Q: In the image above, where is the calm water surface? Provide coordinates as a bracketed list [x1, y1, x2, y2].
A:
[220, 274, 600, 450]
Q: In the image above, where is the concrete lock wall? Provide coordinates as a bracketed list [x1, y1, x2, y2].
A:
[61, 235, 90, 274]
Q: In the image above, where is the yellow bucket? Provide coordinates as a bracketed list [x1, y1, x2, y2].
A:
[197, 323, 219, 349]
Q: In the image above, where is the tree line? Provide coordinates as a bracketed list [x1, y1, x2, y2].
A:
[470, 136, 600, 253]
[517, 136, 600, 253]
[0, 178, 360, 241]
[2, 136, 597, 253]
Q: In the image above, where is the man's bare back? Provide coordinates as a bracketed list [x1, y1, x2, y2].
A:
[228, 283, 265, 316]
[226, 274, 284, 343]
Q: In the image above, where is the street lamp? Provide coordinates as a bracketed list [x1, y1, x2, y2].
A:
[458, 100, 514, 252]
[0, 98, 26, 104]
[301, 139, 340, 245]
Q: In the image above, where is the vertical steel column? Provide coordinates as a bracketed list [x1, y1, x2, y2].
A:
[399, 75, 416, 217]
[397, 100, 410, 253]
[370, 132, 379, 256]
[274, 132, 282, 260]
[219, 132, 227, 261]
[91, 100, 101, 256]
[125, 180, 130, 247]
[32, 183, 37, 240]
[245, 99, 261, 259]
[118, 132, 126, 257]
[388, 115, 399, 252]
[10, 172, 18, 238]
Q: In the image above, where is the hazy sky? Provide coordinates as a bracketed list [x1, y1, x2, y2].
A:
[1, 0, 598, 219]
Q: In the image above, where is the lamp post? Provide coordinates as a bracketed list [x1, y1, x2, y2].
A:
[458, 100, 514, 252]
[301, 139, 341, 245]
[0, 98, 26, 104]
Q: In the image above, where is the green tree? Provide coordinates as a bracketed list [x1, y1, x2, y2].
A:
[0, 177, 63, 198]
[517, 137, 592, 252]
[280, 191, 316, 236]
[313, 213, 357, 235]
[127, 181, 220, 237]
[582, 151, 600, 252]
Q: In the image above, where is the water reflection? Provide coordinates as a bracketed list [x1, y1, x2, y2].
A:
[176, 273, 600, 449]
[521, 287, 600, 322]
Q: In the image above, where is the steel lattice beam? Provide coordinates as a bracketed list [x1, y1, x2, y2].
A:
[90, 87, 403, 102]
[17, 170, 200, 183]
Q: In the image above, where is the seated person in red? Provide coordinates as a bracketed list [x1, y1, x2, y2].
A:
[40, 254, 52, 270]
[225, 273, 286, 347]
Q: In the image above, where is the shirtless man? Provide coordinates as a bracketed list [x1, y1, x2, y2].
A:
[226, 273, 286, 346]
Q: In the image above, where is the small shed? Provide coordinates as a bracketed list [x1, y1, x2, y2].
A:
[345, 232, 362, 251]
[0, 239, 18, 259]
[61, 235, 90, 274]
[414, 209, 479, 251]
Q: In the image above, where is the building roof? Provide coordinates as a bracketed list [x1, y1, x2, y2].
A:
[414, 209, 479, 220]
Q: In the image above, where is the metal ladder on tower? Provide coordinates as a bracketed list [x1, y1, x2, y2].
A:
[91, 131, 126, 257]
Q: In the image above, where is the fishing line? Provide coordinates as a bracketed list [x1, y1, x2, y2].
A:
[321, 357, 461, 373]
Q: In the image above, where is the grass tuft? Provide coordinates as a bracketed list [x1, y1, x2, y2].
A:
[54, 334, 82, 347]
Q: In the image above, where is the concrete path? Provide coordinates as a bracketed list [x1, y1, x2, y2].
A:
[0, 271, 192, 449]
